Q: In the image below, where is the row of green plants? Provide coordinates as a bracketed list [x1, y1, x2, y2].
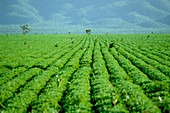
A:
[137, 47, 170, 61]
[118, 34, 169, 54]
[99, 40, 161, 112]
[65, 39, 89, 68]
[119, 42, 170, 67]
[0, 36, 86, 112]
[109, 48, 169, 112]
[0, 67, 10, 75]
[33, 38, 83, 69]
[118, 43, 170, 75]
[4, 57, 34, 69]
[112, 46, 169, 81]
[80, 37, 94, 67]
[105, 34, 170, 60]
[30, 67, 76, 112]
[62, 38, 93, 112]
[41, 37, 80, 59]
[0, 35, 75, 69]
[0, 34, 169, 112]
[63, 67, 92, 112]
[53, 38, 86, 68]
[22, 58, 45, 68]
[1, 66, 59, 112]
[141, 81, 170, 112]
[0, 68, 42, 103]
[91, 41, 128, 112]
[30, 37, 90, 112]
[99, 36, 169, 112]
[101, 42, 151, 85]
[0, 36, 53, 64]
[0, 67, 27, 85]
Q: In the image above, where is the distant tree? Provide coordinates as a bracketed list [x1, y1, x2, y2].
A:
[69, 32, 71, 35]
[86, 29, 92, 35]
[20, 24, 31, 34]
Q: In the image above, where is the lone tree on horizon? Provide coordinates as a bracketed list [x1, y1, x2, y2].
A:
[20, 24, 31, 34]
[86, 29, 92, 35]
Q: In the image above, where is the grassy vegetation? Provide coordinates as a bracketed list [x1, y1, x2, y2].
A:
[0, 34, 169, 112]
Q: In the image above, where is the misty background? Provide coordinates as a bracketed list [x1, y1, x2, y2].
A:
[0, 0, 170, 34]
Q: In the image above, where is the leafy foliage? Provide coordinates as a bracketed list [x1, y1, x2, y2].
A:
[0, 34, 169, 113]
[20, 24, 31, 34]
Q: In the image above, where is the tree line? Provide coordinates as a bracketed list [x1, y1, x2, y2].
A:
[20, 24, 92, 35]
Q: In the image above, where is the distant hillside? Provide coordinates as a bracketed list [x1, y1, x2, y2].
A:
[0, 0, 170, 34]
[159, 15, 170, 25]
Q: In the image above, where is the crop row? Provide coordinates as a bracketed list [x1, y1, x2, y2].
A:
[63, 66, 92, 112]
[1, 66, 59, 112]
[62, 38, 94, 112]
[99, 37, 169, 112]
[0, 35, 73, 60]
[118, 42, 170, 68]
[1, 37, 88, 112]
[0, 67, 27, 85]
[111, 45, 170, 112]
[101, 43, 151, 85]
[3, 37, 82, 69]
[0, 68, 42, 103]
[91, 40, 128, 112]
[30, 66, 77, 113]
[98, 40, 162, 112]
[0, 38, 83, 85]
[52, 37, 87, 68]
[0, 35, 169, 112]
[35, 38, 84, 69]
[99, 35, 170, 79]
[30, 37, 90, 112]
[113, 46, 169, 81]
[0, 36, 81, 69]
[121, 41, 169, 61]
[79, 37, 94, 67]
[103, 34, 170, 61]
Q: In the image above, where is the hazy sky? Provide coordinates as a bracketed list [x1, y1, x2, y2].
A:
[0, 0, 170, 34]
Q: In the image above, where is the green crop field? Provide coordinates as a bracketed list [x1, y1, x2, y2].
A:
[0, 34, 170, 113]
